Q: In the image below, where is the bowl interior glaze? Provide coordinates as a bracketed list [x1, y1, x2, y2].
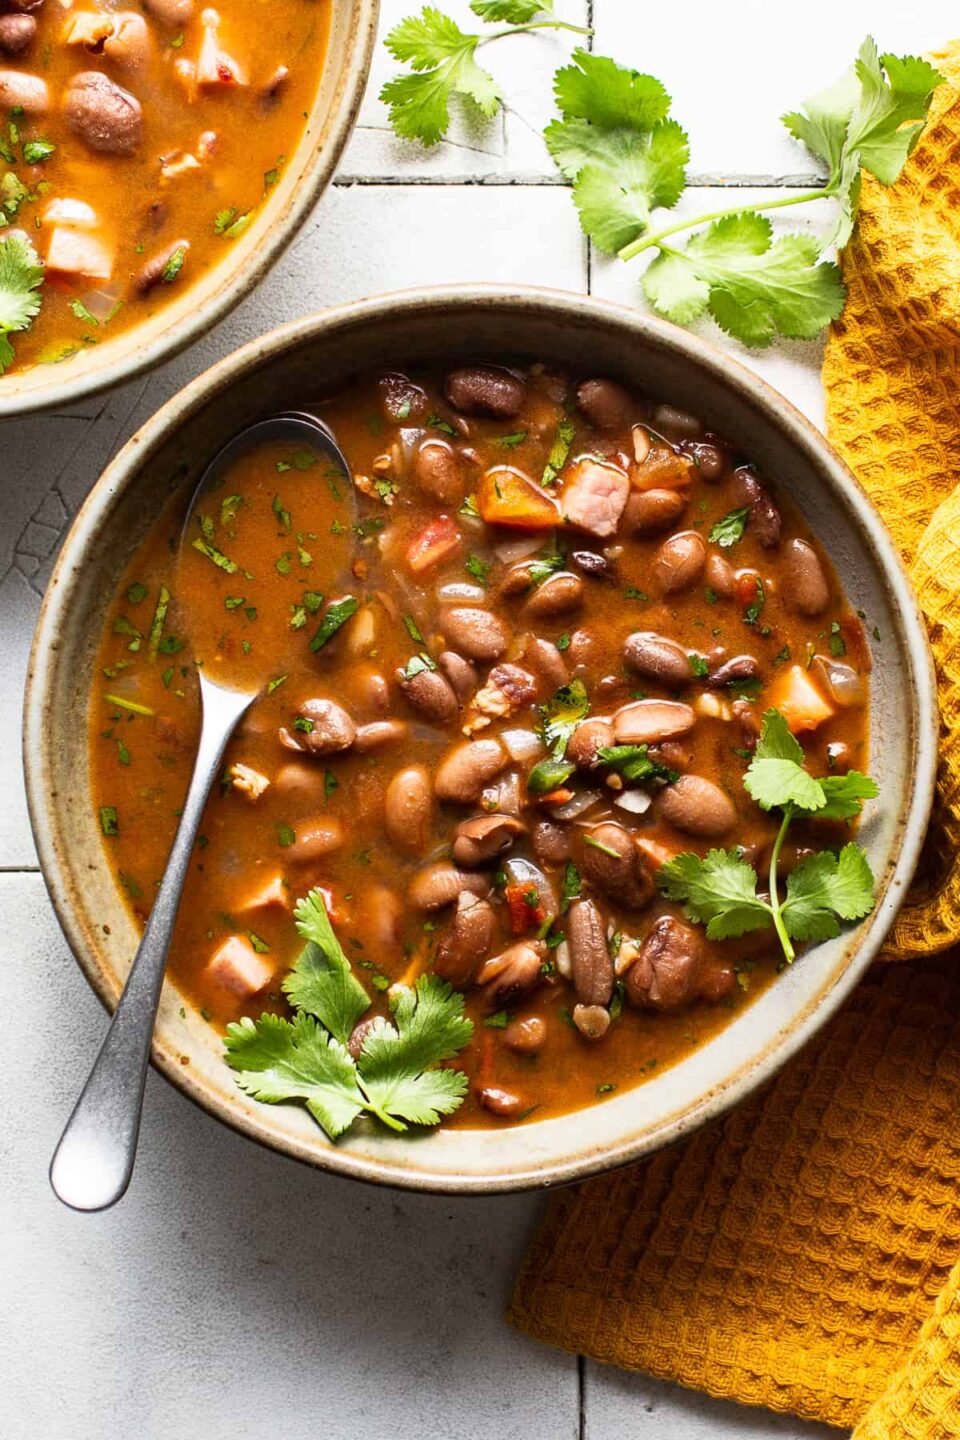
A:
[0, 0, 379, 418]
[24, 288, 939, 1192]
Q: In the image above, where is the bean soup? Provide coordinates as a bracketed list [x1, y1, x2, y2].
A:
[89, 362, 876, 1135]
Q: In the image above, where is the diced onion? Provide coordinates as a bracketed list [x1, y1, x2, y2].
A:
[501, 728, 543, 763]
[554, 940, 572, 979]
[437, 582, 485, 602]
[493, 533, 548, 564]
[398, 427, 425, 463]
[614, 789, 652, 814]
[551, 789, 602, 821]
[813, 656, 866, 708]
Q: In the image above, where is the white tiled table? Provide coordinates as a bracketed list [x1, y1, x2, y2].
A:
[2, 4, 950, 1435]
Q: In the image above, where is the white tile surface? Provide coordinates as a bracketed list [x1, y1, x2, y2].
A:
[7, 0, 938, 1431]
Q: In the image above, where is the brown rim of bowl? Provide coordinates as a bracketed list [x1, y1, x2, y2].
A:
[0, 0, 380, 419]
[23, 284, 940, 1193]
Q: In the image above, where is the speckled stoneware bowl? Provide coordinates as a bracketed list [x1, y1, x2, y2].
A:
[24, 287, 939, 1193]
[0, 0, 379, 419]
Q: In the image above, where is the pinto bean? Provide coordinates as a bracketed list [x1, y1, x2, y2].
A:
[570, 549, 616, 581]
[354, 719, 407, 752]
[0, 68, 46, 110]
[142, 0, 194, 22]
[623, 632, 692, 689]
[576, 378, 634, 431]
[273, 761, 325, 801]
[573, 1004, 611, 1040]
[652, 530, 706, 594]
[653, 404, 701, 439]
[707, 655, 761, 689]
[347, 1016, 379, 1061]
[524, 636, 568, 689]
[580, 822, 654, 910]
[287, 817, 343, 862]
[64, 71, 142, 154]
[384, 765, 433, 853]
[567, 898, 614, 1006]
[622, 488, 687, 537]
[440, 607, 509, 662]
[477, 1086, 522, 1117]
[444, 365, 525, 418]
[503, 1016, 547, 1055]
[690, 442, 725, 480]
[706, 551, 735, 597]
[784, 538, 830, 616]
[412, 440, 465, 505]
[566, 717, 615, 769]
[409, 863, 490, 911]
[435, 892, 497, 987]
[379, 372, 428, 423]
[476, 940, 545, 1007]
[136, 239, 190, 293]
[437, 650, 477, 701]
[625, 916, 709, 1010]
[286, 698, 356, 756]
[522, 572, 583, 619]
[731, 467, 781, 549]
[532, 820, 572, 868]
[400, 666, 459, 724]
[613, 699, 696, 745]
[658, 775, 737, 837]
[434, 738, 506, 804]
[0, 15, 35, 53]
[452, 813, 524, 868]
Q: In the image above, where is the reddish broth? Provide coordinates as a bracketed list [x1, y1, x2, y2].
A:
[89, 363, 871, 1125]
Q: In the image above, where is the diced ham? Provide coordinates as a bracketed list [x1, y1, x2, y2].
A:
[63, 13, 115, 50]
[206, 936, 273, 997]
[236, 873, 288, 914]
[561, 458, 629, 538]
[45, 226, 114, 281]
[229, 762, 270, 802]
[43, 198, 99, 229]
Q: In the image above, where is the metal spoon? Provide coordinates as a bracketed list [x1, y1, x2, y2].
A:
[50, 411, 354, 1212]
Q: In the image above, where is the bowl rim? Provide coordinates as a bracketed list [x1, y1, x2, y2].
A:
[0, 0, 380, 419]
[23, 283, 940, 1193]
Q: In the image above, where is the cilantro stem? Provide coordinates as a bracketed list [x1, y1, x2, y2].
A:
[768, 808, 796, 964]
[617, 185, 834, 262]
[480, 20, 591, 41]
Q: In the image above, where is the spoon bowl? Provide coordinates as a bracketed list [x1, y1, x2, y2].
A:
[49, 412, 353, 1212]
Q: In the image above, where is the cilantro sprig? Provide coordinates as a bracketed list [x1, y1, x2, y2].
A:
[384, 27, 942, 345]
[658, 709, 878, 963]
[225, 889, 474, 1138]
[381, 0, 589, 145]
[0, 233, 43, 374]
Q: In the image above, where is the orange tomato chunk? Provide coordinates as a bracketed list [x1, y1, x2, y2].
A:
[405, 515, 462, 573]
[478, 468, 560, 529]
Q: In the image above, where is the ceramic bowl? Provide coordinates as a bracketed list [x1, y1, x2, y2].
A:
[0, 0, 379, 418]
[23, 286, 939, 1192]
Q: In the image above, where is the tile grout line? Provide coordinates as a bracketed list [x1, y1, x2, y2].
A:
[578, 1354, 587, 1440]
[333, 173, 826, 189]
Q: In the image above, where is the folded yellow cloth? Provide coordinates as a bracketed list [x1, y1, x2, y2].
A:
[509, 43, 960, 1436]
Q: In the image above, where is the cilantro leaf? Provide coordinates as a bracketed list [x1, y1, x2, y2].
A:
[0, 232, 43, 372]
[597, 744, 676, 785]
[708, 506, 749, 548]
[782, 843, 876, 940]
[744, 708, 826, 813]
[470, 0, 551, 18]
[381, 8, 500, 145]
[224, 1013, 365, 1139]
[546, 52, 687, 252]
[282, 889, 370, 1045]
[552, 50, 671, 132]
[540, 678, 589, 757]
[657, 849, 772, 940]
[541, 416, 575, 486]
[643, 214, 846, 347]
[816, 770, 879, 821]
[356, 975, 473, 1128]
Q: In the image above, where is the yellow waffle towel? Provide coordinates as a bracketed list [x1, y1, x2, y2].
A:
[509, 45, 960, 1435]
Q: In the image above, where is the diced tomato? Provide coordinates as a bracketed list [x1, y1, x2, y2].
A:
[630, 447, 695, 491]
[478, 468, 560, 529]
[634, 838, 681, 871]
[538, 788, 574, 806]
[735, 569, 762, 608]
[768, 664, 836, 733]
[505, 881, 546, 934]
[405, 515, 461, 574]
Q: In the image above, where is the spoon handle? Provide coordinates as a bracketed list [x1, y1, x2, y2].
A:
[50, 675, 254, 1212]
